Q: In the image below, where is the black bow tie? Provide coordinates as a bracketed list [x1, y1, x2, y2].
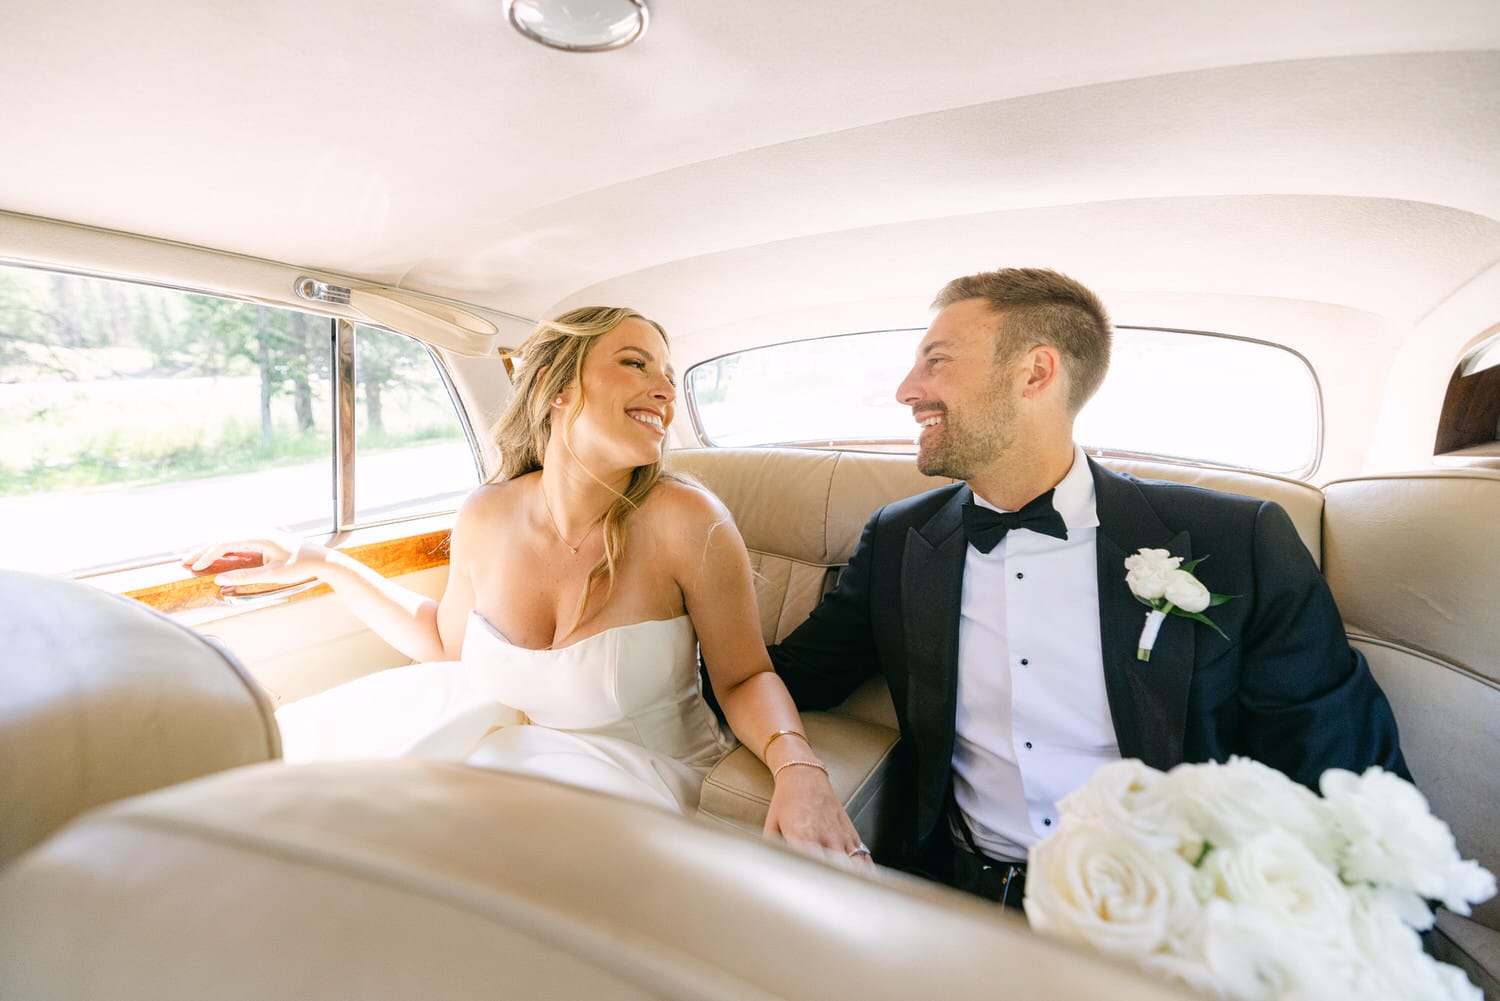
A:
[962, 490, 1069, 553]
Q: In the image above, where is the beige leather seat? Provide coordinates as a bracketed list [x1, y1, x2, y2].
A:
[1323, 470, 1500, 997]
[0, 570, 280, 867]
[671, 448, 936, 850]
[0, 759, 1194, 1001]
[0, 558, 1190, 1000]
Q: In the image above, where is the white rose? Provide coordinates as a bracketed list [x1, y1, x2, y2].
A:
[1431, 962, 1488, 1001]
[1141, 898, 1354, 1001]
[1321, 767, 1498, 914]
[1057, 759, 1201, 860]
[1164, 757, 1339, 861]
[1025, 820, 1198, 959]
[1124, 548, 1181, 600]
[1200, 828, 1354, 952]
[1346, 885, 1484, 1001]
[1163, 568, 1211, 613]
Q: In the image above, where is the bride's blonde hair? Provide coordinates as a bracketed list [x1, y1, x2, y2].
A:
[489, 306, 684, 629]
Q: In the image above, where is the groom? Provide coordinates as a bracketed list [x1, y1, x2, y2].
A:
[770, 267, 1407, 905]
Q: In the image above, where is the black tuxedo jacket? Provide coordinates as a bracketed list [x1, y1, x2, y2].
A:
[772, 459, 1408, 857]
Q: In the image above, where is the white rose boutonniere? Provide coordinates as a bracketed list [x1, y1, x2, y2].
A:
[1124, 548, 1237, 661]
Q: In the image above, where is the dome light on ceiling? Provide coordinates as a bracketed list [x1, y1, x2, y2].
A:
[504, 0, 649, 53]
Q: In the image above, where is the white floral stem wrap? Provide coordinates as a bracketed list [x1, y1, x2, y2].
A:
[1137, 608, 1169, 661]
[1125, 548, 1235, 661]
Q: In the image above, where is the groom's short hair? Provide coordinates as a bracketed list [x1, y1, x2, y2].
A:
[932, 268, 1112, 413]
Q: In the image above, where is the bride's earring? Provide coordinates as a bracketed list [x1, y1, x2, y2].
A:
[553, 395, 564, 406]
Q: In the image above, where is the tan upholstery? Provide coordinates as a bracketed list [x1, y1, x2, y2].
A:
[0, 456, 1484, 999]
[671, 448, 947, 647]
[669, 447, 1328, 848]
[700, 711, 901, 844]
[681, 448, 1493, 985]
[671, 448, 935, 847]
[0, 760, 1195, 1001]
[1323, 471, 1500, 987]
[0, 570, 280, 868]
[671, 449, 1323, 651]
[1102, 456, 1325, 567]
[1324, 471, 1500, 683]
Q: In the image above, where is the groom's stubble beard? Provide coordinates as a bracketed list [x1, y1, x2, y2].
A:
[915, 370, 1019, 481]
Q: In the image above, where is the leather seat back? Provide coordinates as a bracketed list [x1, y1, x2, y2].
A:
[0, 759, 1196, 1001]
[1322, 470, 1500, 933]
[674, 447, 1329, 841]
[0, 570, 280, 867]
[670, 447, 1325, 651]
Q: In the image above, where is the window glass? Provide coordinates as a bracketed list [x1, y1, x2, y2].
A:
[0, 267, 338, 576]
[688, 329, 922, 448]
[1076, 328, 1319, 475]
[685, 326, 1319, 474]
[353, 324, 478, 524]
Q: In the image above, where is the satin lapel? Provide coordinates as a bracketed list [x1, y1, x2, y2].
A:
[1091, 462, 1194, 771]
[901, 486, 969, 829]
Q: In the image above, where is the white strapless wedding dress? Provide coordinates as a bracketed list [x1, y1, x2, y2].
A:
[273, 612, 733, 813]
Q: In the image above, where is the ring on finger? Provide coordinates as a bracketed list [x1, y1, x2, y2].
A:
[847, 843, 872, 858]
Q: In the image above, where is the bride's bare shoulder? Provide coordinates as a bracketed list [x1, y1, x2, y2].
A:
[453, 475, 532, 535]
[645, 474, 733, 524]
[640, 475, 741, 557]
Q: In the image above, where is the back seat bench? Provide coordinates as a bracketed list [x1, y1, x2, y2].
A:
[671, 447, 1324, 846]
[673, 448, 1498, 996]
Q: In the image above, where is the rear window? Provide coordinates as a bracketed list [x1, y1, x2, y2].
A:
[684, 326, 1320, 475]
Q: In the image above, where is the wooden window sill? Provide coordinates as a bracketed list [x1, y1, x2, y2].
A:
[83, 515, 454, 621]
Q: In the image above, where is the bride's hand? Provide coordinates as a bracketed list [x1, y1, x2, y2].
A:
[184, 535, 331, 589]
[764, 763, 874, 868]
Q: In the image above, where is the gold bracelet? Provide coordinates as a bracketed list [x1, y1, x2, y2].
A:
[761, 729, 808, 760]
[772, 759, 829, 780]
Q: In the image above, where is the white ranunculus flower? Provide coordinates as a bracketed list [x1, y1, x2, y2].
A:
[1346, 885, 1484, 1001]
[1141, 898, 1352, 1001]
[1201, 828, 1354, 953]
[1025, 820, 1198, 959]
[1124, 547, 1181, 600]
[1056, 759, 1200, 859]
[1163, 568, 1212, 612]
[1163, 757, 1340, 862]
[1321, 767, 1498, 914]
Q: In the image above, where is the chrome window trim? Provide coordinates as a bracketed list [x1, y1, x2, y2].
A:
[334, 318, 358, 529]
[424, 345, 486, 488]
[342, 320, 489, 530]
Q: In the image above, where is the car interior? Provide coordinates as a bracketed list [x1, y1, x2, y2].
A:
[2, 1, 1497, 998]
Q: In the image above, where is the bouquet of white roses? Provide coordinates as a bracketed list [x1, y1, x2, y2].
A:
[1024, 758, 1496, 1001]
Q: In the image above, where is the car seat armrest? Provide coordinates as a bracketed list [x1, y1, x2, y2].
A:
[698, 712, 900, 854]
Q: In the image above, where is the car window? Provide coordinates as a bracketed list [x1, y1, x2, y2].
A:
[0, 265, 478, 576]
[685, 326, 1320, 475]
[687, 329, 922, 448]
[1075, 327, 1320, 475]
[353, 324, 479, 525]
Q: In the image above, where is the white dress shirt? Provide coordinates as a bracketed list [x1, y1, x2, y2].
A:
[952, 446, 1120, 860]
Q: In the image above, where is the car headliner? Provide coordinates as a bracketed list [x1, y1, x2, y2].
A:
[2, 1, 1498, 475]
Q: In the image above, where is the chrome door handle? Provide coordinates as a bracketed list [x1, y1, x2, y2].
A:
[220, 579, 321, 606]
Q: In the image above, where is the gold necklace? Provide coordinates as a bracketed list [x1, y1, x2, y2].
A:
[540, 486, 599, 555]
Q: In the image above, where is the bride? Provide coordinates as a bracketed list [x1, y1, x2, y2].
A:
[189, 306, 869, 860]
